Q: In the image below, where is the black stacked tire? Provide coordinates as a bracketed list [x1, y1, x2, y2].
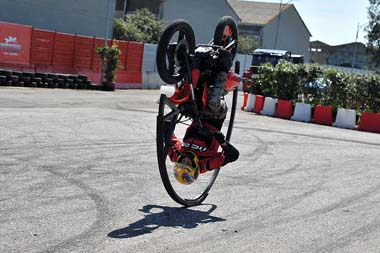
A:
[0, 76, 6, 86]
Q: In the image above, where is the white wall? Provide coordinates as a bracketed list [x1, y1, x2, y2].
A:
[161, 0, 239, 44]
[262, 6, 310, 62]
[142, 43, 165, 89]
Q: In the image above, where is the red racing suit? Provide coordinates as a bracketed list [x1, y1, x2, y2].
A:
[168, 121, 239, 173]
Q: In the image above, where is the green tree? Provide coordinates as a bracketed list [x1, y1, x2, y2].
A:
[366, 0, 380, 70]
[237, 35, 260, 54]
[113, 8, 164, 43]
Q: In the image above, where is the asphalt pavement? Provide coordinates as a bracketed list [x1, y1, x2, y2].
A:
[1, 87, 380, 253]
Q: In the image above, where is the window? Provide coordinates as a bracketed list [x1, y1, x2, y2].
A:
[116, 0, 126, 11]
[126, 0, 161, 15]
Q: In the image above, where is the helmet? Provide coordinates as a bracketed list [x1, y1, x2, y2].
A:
[173, 151, 200, 185]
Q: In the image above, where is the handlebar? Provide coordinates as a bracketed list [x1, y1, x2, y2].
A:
[196, 40, 236, 51]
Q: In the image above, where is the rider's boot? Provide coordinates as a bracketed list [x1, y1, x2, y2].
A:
[207, 71, 227, 115]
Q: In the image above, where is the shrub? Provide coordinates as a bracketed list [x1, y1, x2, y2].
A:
[251, 61, 380, 113]
[113, 9, 164, 43]
[255, 63, 275, 96]
[301, 64, 324, 105]
[322, 68, 351, 109]
[97, 42, 121, 83]
[367, 74, 380, 112]
[273, 60, 301, 101]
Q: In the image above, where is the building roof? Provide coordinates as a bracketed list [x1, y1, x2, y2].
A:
[310, 40, 366, 48]
[227, 0, 291, 25]
[227, 0, 311, 35]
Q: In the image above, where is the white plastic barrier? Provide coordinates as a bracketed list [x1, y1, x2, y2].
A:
[160, 85, 175, 96]
[291, 102, 312, 122]
[333, 108, 356, 129]
[142, 43, 157, 72]
[244, 94, 256, 112]
[142, 71, 165, 89]
[156, 85, 175, 103]
[260, 97, 277, 116]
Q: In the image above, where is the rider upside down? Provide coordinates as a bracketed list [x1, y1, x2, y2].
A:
[166, 47, 240, 185]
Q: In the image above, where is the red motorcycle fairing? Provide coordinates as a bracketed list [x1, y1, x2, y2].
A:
[191, 68, 201, 88]
[167, 69, 241, 106]
[167, 81, 192, 104]
[225, 70, 241, 91]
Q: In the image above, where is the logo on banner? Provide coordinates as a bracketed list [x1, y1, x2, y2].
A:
[0, 36, 22, 55]
[0, 22, 32, 64]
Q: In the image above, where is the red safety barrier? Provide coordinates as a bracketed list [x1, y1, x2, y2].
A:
[1, 21, 144, 86]
[241, 92, 248, 110]
[312, 105, 333, 126]
[125, 42, 144, 71]
[30, 28, 55, 65]
[115, 71, 142, 87]
[358, 112, 380, 133]
[52, 32, 75, 68]
[253, 95, 265, 113]
[0, 22, 32, 65]
[92, 38, 105, 70]
[117, 41, 128, 70]
[274, 99, 293, 119]
[74, 35, 94, 69]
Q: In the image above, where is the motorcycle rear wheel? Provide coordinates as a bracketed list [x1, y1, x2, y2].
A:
[156, 19, 196, 84]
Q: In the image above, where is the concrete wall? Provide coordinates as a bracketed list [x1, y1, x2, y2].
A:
[262, 6, 310, 62]
[0, 0, 116, 38]
[142, 43, 165, 89]
[161, 0, 239, 44]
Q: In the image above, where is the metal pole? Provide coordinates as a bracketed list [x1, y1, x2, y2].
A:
[100, 0, 113, 84]
[274, 0, 296, 49]
[352, 22, 360, 71]
[274, 0, 282, 49]
[105, 0, 112, 45]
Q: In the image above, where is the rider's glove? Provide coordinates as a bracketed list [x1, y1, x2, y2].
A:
[214, 131, 226, 145]
[217, 48, 232, 72]
[215, 131, 240, 165]
[222, 142, 240, 165]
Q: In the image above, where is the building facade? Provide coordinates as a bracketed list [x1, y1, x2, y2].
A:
[0, 0, 117, 38]
[227, 0, 311, 62]
[0, 0, 312, 62]
[159, 0, 239, 44]
[310, 41, 368, 69]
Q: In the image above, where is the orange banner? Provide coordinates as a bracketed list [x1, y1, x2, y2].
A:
[0, 22, 32, 64]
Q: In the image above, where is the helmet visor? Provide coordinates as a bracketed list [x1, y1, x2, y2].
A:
[174, 162, 197, 172]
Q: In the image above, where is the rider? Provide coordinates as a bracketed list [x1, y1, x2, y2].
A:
[167, 47, 239, 185]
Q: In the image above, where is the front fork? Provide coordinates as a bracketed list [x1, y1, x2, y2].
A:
[184, 54, 203, 127]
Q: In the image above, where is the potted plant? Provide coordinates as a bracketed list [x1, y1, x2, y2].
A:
[97, 41, 121, 91]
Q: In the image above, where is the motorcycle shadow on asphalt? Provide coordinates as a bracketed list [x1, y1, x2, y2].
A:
[107, 204, 225, 239]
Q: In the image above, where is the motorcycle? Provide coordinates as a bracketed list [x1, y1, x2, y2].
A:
[156, 16, 240, 206]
